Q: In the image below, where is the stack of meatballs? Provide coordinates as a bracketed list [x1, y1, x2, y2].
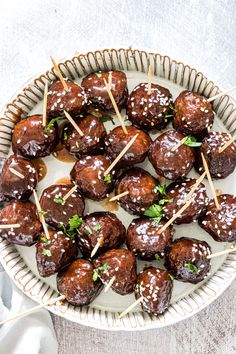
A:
[0, 69, 235, 317]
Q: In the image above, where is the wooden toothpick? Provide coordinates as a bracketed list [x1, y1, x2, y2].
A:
[147, 65, 152, 95]
[50, 56, 69, 92]
[103, 78, 128, 135]
[171, 136, 188, 152]
[218, 134, 236, 154]
[0, 224, 20, 229]
[207, 85, 236, 102]
[64, 111, 84, 136]
[33, 190, 50, 239]
[9, 167, 24, 179]
[90, 236, 104, 258]
[62, 185, 77, 202]
[119, 296, 144, 319]
[207, 245, 236, 259]
[201, 153, 220, 209]
[109, 191, 129, 202]
[182, 171, 207, 204]
[104, 276, 116, 293]
[0, 295, 65, 326]
[104, 133, 139, 176]
[42, 82, 48, 127]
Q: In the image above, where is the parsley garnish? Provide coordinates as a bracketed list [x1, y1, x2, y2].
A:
[61, 214, 84, 239]
[144, 204, 163, 218]
[39, 210, 48, 217]
[45, 116, 65, 132]
[169, 102, 176, 112]
[169, 274, 175, 281]
[159, 198, 173, 206]
[151, 217, 163, 227]
[40, 236, 50, 244]
[99, 115, 115, 125]
[94, 223, 100, 232]
[92, 263, 109, 281]
[63, 131, 68, 140]
[155, 185, 167, 196]
[104, 174, 112, 184]
[184, 263, 199, 273]
[84, 225, 93, 235]
[42, 248, 52, 257]
[53, 197, 65, 205]
[95, 72, 102, 78]
[154, 254, 161, 261]
[184, 136, 202, 148]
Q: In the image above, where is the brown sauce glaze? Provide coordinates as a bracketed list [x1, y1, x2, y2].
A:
[99, 197, 119, 212]
[55, 176, 71, 185]
[32, 158, 47, 182]
[53, 143, 77, 163]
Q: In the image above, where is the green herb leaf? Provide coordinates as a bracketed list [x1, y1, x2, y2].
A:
[63, 131, 68, 140]
[94, 222, 100, 232]
[184, 263, 199, 273]
[164, 114, 174, 119]
[60, 224, 75, 239]
[68, 214, 84, 231]
[39, 210, 48, 217]
[144, 204, 163, 219]
[92, 269, 100, 281]
[53, 197, 65, 205]
[159, 198, 173, 206]
[155, 185, 167, 196]
[154, 253, 161, 261]
[169, 102, 176, 113]
[45, 116, 65, 132]
[184, 135, 202, 148]
[95, 72, 102, 78]
[42, 248, 52, 257]
[151, 216, 162, 227]
[84, 225, 93, 235]
[104, 174, 112, 184]
[40, 236, 51, 244]
[92, 263, 109, 282]
[99, 115, 115, 125]
[101, 263, 109, 272]
[169, 273, 175, 281]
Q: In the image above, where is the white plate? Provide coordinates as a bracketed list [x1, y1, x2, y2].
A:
[0, 49, 236, 331]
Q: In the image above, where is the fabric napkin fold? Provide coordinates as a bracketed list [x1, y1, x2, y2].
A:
[0, 269, 58, 354]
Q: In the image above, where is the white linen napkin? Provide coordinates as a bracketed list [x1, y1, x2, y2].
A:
[0, 269, 58, 354]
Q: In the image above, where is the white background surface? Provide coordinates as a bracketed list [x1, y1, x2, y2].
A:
[0, 0, 235, 353]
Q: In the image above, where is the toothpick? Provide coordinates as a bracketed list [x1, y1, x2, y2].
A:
[64, 110, 84, 136]
[42, 82, 48, 127]
[147, 65, 152, 95]
[207, 245, 236, 259]
[171, 136, 188, 152]
[201, 153, 220, 209]
[109, 191, 129, 202]
[103, 78, 128, 135]
[104, 276, 116, 293]
[157, 200, 192, 234]
[119, 296, 144, 319]
[218, 133, 236, 154]
[0, 224, 20, 229]
[33, 190, 50, 239]
[207, 85, 236, 102]
[90, 236, 104, 258]
[0, 295, 65, 326]
[9, 167, 24, 179]
[50, 56, 69, 92]
[62, 185, 77, 202]
[104, 133, 139, 176]
[108, 72, 112, 91]
[182, 171, 207, 204]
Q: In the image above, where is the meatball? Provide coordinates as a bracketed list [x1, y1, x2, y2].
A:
[0, 154, 37, 203]
[40, 184, 84, 229]
[0, 200, 42, 246]
[36, 230, 77, 277]
[163, 178, 208, 224]
[94, 249, 137, 295]
[173, 91, 214, 138]
[47, 79, 88, 118]
[115, 167, 159, 215]
[199, 194, 236, 242]
[148, 130, 195, 180]
[77, 212, 126, 258]
[64, 114, 107, 158]
[57, 259, 102, 306]
[70, 155, 115, 200]
[195, 132, 236, 179]
[81, 71, 128, 112]
[127, 218, 172, 260]
[12, 115, 59, 158]
[135, 267, 173, 315]
[105, 125, 151, 167]
[126, 83, 172, 130]
[164, 237, 211, 284]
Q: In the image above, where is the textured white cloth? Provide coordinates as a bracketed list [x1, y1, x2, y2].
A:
[0, 271, 58, 354]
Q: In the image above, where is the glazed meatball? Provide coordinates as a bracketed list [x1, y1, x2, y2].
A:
[94, 249, 137, 295]
[70, 155, 115, 200]
[77, 212, 126, 258]
[12, 115, 59, 158]
[163, 178, 208, 224]
[81, 71, 128, 112]
[173, 91, 214, 138]
[63, 114, 107, 158]
[126, 83, 172, 130]
[0, 154, 37, 203]
[57, 259, 102, 306]
[164, 237, 211, 284]
[199, 194, 236, 242]
[148, 130, 195, 180]
[105, 125, 151, 167]
[0, 200, 42, 246]
[47, 79, 88, 118]
[127, 218, 172, 260]
[135, 267, 173, 315]
[36, 230, 77, 277]
[115, 167, 159, 215]
[195, 132, 236, 179]
[40, 184, 84, 229]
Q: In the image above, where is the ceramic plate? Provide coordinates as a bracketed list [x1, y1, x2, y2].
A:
[0, 49, 236, 331]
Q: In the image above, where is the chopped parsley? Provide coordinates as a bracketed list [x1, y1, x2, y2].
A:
[184, 263, 199, 273]
[92, 263, 109, 281]
[155, 185, 167, 196]
[184, 135, 202, 148]
[144, 204, 163, 218]
[164, 114, 174, 120]
[151, 217, 163, 227]
[94, 223, 100, 232]
[99, 115, 115, 125]
[84, 225, 93, 235]
[159, 198, 173, 206]
[53, 197, 65, 205]
[104, 174, 112, 184]
[95, 72, 102, 78]
[63, 131, 68, 140]
[45, 116, 65, 132]
[39, 210, 48, 217]
[42, 248, 52, 257]
[61, 214, 84, 239]
[40, 236, 51, 244]
[169, 274, 175, 281]
[154, 253, 161, 261]
[169, 102, 176, 113]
